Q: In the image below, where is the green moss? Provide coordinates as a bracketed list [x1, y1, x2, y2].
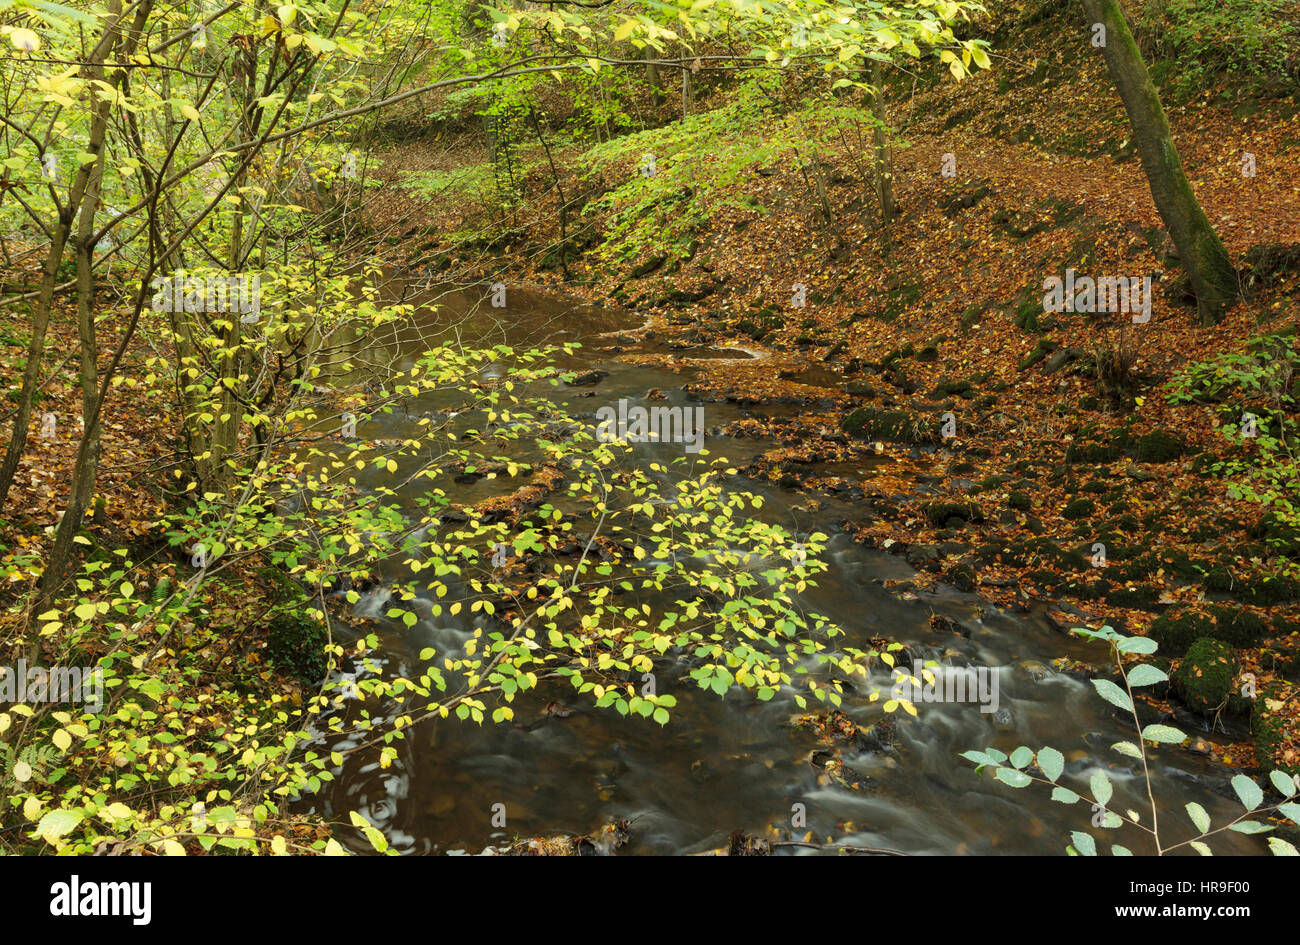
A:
[1018, 338, 1058, 371]
[842, 407, 938, 444]
[934, 378, 973, 397]
[922, 500, 985, 528]
[1172, 637, 1237, 714]
[1210, 606, 1269, 649]
[1106, 583, 1162, 611]
[1252, 683, 1299, 775]
[1008, 491, 1032, 511]
[1063, 498, 1095, 520]
[265, 611, 329, 686]
[1013, 291, 1043, 332]
[1133, 429, 1185, 463]
[1204, 565, 1237, 592]
[946, 562, 978, 592]
[1240, 574, 1300, 606]
[1149, 608, 1215, 656]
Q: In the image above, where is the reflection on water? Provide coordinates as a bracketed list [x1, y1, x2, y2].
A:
[299, 280, 1262, 856]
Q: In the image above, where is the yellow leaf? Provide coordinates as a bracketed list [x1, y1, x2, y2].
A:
[180, 103, 200, 122]
[52, 729, 72, 751]
[10, 28, 40, 52]
[163, 838, 187, 855]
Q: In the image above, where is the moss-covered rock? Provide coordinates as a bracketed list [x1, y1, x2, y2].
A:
[1252, 682, 1300, 776]
[1211, 606, 1269, 649]
[1149, 608, 1215, 656]
[1172, 638, 1237, 714]
[1008, 490, 1032, 511]
[934, 378, 973, 398]
[1132, 429, 1185, 463]
[1062, 498, 1094, 520]
[1018, 338, 1058, 371]
[922, 501, 985, 528]
[946, 562, 978, 592]
[1203, 564, 1237, 592]
[842, 406, 938, 443]
[1240, 574, 1300, 606]
[1106, 583, 1162, 611]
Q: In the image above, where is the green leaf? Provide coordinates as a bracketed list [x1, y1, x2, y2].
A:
[1269, 771, 1297, 797]
[1091, 770, 1112, 807]
[1112, 740, 1143, 759]
[1268, 837, 1299, 856]
[1231, 774, 1263, 811]
[994, 767, 1031, 788]
[1071, 831, 1097, 856]
[1037, 746, 1064, 782]
[1140, 724, 1186, 744]
[1115, 636, 1157, 654]
[1126, 664, 1168, 688]
[1228, 821, 1272, 834]
[1091, 678, 1133, 712]
[1112, 844, 1133, 856]
[362, 826, 387, 852]
[1185, 802, 1210, 834]
[1051, 786, 1080, 804]
[1009, 746, 1033, 769]
[36, 809, 84, 842]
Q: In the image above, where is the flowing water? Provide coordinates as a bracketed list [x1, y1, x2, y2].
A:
[300, 277, 1261, 856]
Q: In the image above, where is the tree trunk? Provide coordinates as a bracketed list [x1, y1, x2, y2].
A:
[0, 228, 70, 510]
[644, 47, 664, 103]
[870, 61, 897, 223]
[1080, 0, 1238, 324]
[37, 2, 126, 605]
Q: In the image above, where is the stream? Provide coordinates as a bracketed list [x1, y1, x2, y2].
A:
[298, 277, 1260, 856]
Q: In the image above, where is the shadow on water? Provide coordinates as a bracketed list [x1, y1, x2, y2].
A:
[299, 280, 1263, 856]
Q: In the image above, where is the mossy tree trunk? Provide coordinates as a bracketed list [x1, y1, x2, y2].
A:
[870, 61, 896, 223]
[1080, 0, 1238, 324]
